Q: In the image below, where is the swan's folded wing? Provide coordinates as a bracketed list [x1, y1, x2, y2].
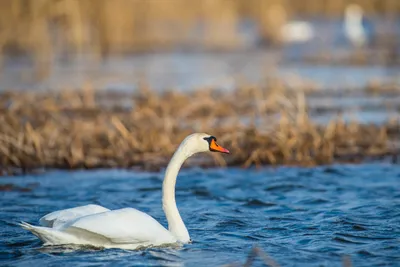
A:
[39, 204, 110, 228]
[61, 208, 177, 244]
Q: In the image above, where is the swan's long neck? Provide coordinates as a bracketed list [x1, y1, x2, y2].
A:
[162, 145, 191, 243]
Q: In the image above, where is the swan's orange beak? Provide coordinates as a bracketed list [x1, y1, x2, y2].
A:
[210, 139, 230, 154]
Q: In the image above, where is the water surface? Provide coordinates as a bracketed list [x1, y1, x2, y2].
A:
[1, 164, 399, 266]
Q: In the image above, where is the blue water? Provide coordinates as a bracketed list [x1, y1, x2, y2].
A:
[1, 164, 399, 266]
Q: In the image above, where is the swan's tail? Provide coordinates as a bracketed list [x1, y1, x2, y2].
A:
[19, 221, 75, 245]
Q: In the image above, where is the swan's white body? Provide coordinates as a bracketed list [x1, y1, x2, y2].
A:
[20, 133, 229, 250]
[21, 206, 177, 249]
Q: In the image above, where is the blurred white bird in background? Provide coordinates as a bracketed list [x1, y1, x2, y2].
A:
[280, 20, 314, 44]
[344, 4, 367, 47]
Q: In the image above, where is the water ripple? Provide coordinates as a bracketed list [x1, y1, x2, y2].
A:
[1, 163, 399, 266]
[243, 199, 276, 207]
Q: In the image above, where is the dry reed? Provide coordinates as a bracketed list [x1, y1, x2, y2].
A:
[0, 85, 398, 176]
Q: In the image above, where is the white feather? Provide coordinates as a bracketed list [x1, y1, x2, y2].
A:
[39, 204, 110, 228]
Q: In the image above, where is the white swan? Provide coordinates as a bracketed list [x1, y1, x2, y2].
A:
[280, 21, 314, 44]
[344, 4, 367, 47]
[268, 4, 314, 44]
[20, 133, 229, 250]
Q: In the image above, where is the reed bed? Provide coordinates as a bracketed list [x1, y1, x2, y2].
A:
[0, 85, 398, 175]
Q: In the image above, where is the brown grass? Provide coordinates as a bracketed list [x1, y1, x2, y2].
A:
[0, 85, 398, 175]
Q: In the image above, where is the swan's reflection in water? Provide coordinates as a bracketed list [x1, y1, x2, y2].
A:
[148, 248, 184, 267]
[37, 243, 184, 267]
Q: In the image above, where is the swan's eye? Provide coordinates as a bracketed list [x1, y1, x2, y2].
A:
[206, 136, 230, 154]
[203, 136, 217, 144]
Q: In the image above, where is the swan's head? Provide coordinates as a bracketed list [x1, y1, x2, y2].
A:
[181, 133, 230, 155]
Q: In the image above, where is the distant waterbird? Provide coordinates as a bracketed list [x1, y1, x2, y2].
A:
[258, 4, 315, 45]
[280, 20, 315, 44]
[344, 4, 368, 47]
